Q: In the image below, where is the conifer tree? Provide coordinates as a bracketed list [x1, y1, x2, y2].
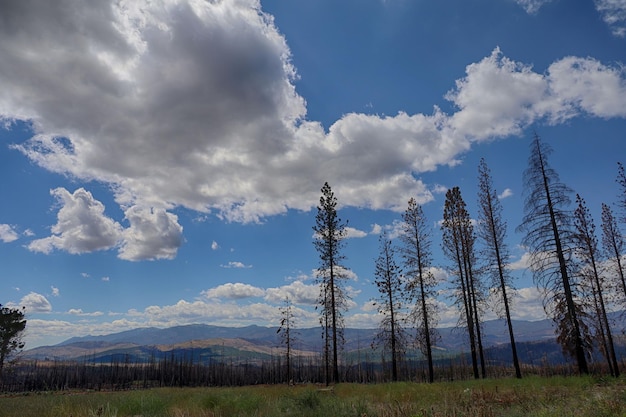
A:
[0, 305, 26, 382]
[476, 158, 521, 378]
[313, 182, 349, 384]
[574, 195, 619, 377]
[399, 197, 438, 383]
[517, 134, 589, 374]
[442, 186, 485, 379]
[601, 203, 626, 309]
[372, 232, 407, 382]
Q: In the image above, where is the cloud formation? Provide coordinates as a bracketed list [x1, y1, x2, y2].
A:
[27, 188, 183, 260]
[0, 224, 19, 243]
[595, 0, 626, 37]
[0, 1, 625, 260]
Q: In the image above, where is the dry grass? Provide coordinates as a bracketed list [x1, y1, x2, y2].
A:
[1, 375, 625, 417]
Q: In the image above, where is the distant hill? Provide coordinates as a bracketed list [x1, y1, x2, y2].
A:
[24, 318, 563, 364]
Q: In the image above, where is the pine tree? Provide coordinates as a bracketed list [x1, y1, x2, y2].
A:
[442, 186, 485, 379]
[476, 158, 521, 378]
[517, 133, 589, 374]
[601, 203, 626, 309]
[372, 232, 407, 381]
[313, 182, 349, 384]
[0, 305, 26, 382]
[574, 195, 619, 376]
[399, 197, 438, 383]
[277, 297, 298, 383]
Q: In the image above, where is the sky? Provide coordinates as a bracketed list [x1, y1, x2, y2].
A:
[1, 0, 625, 349]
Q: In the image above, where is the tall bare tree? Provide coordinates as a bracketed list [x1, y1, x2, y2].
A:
[372, 232, 408, 382]
[442, 186, 486, 379]
[517, 133, 589, 374]
[601, 203, 626, 308]
[574, 195, 619, 377]
[476, 158, 522, 379]
[617, 162, 626, 224]
[313, 182, 349, 384]
[277, 297, 298, 383]
[399, 197, 438, 383]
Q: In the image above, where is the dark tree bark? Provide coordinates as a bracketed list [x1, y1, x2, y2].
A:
[476, 158, 522, 379]
[517, 133, 589, 374]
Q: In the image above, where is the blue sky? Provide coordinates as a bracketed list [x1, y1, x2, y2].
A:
[1, 0, 625, 348]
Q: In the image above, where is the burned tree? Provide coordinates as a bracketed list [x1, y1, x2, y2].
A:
[517, 134, 589, 374]
[399, 197, 438, 383]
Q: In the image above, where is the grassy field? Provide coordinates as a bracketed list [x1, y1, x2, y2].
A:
[1, 375, 625, 417]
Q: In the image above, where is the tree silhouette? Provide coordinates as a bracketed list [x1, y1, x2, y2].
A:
[601, 203, 626, 308]
[0, 305, 26, 382]
[313, 182, 349, 384]
[277, 297, 298, 383]
[574, 195, 619, 377]
[372, 232, 407, 382]
[442, 186, 485, 379]
[399, 197, 438, 383]
[476, 158, 521, 379]
[517, 133, 589, 374]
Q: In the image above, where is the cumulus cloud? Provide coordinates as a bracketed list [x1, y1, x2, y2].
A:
[595, 0, 626, 37]
[264, 280, 319, 305]
[14, 292, 52, 313]
[0, 224, 19, 243]
[345, 227, 368, 239]
[26, 187, 183, 260]
[27, 188, 122, 255]
[202, 283, 265, 299]
[211, 240, 220, 250]
[119, 206, 183, 261]
[0, 0, 624, 249]
[50, 286, 60, 297]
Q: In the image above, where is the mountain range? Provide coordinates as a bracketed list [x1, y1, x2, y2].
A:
[23, 318, 563, 365]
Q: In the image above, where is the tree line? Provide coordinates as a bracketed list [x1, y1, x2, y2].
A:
[303, 133, 626, 384]
[1, 133, 625, 390]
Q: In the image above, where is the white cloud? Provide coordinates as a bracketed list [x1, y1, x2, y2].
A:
[514, 0, 552, 14]
[211, 240, 220, 250]
[264, 280, 319, 305]
[498, 188, 513, 199]
[0, 224, 19, 243]
[119, 206, 183, 261]
[509, 251, 533, 270]
[595, 0, 626, 37]
[0, 1, 623, 236]
[102, 276, 110, 282]
[68, 308, 104, 317]
[13, 292, 52, 313]
[50, 286, 60, 297]
[202, 283, 265, 299]
[345, 226, 368, 239]
[27, 188, 122, 255]
[26, 187, 183, 260]
[220, 261, 252, 269]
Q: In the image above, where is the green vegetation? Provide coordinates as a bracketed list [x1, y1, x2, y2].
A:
[1, 375, 625, 417]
